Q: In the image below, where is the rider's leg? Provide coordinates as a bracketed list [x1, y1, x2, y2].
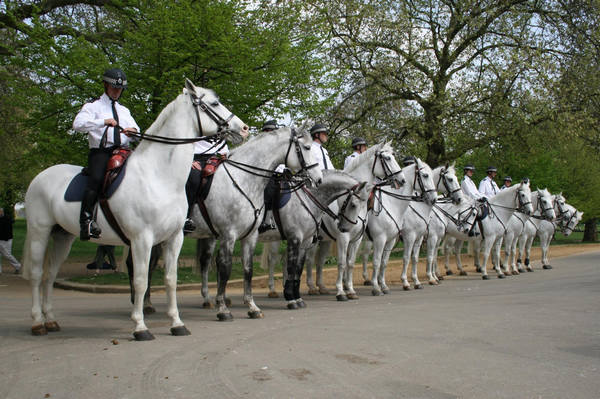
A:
[80, 148, 112, 240]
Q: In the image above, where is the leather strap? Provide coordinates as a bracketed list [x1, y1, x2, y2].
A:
[98, 198, 130, 246]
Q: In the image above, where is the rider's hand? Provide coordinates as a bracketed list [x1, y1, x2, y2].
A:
[477, 197, 487, 203]
[122, 128, 138, 137]
[104, 118, 118, 127]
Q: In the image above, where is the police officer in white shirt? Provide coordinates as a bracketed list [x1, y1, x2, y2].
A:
[343, 137, 367, 169]
[73, 68, 140, 240]
[310, 123, 334, 170]
[500, 176, 512, 190]
[479, 166, 500, 197]
[461, 164, 486, 200]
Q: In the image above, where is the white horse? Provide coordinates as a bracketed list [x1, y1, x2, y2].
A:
[359, 159, 438, 295]
[517, 195, 583, 271]
[187, 127, 323, 320]
[501, 188, 555, 275]
[304, 142, 403, 301]
[255, 170, 371, 308]
[445, 181, 534, 279]
[21, 79, 248, 340]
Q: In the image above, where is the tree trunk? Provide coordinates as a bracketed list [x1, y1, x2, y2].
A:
[582, 218, 597, 242]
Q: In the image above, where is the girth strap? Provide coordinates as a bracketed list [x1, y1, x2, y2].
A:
[98, 198, 131, 246]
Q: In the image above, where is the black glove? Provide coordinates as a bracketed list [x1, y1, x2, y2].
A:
[477, 197, 487, 203]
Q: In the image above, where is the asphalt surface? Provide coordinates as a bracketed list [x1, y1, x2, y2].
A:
[1, 250, 599, 399]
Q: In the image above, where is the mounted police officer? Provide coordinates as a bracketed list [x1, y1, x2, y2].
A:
[310, 123, 334, 170]
[479, 166, 500, 197]
[183, 117, 232, 233]
[343, 137, 367, 169]
[73, 67, 140, 240]
[460, 164, 485, 201]
[500, 176, 512, 190]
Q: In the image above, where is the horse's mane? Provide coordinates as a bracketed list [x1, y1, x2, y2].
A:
[144, 93, 184, 136]
[344, 142, 386, 173]
[228, 127, 291, 156]
[489, 180, 529, 203]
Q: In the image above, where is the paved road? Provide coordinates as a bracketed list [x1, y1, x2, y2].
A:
[1, 251, 599, 399]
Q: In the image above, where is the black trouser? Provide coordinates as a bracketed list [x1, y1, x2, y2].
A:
[185, 154, 212, 217]
[80, 147, 115, 222]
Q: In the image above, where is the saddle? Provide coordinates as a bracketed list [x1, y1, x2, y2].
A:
[197, 154, 226, 202]
[102, 148, 132, 198]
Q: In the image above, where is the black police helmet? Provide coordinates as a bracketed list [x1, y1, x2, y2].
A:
[261, 120, 278, 132]
[463, 164, 475, 171]
[310, 123, 328, 138]
[504, 176, 512, 182]
[351, 137, 367, 148]
[487, 166, 497, 173]
[103, 68, 127, 89]
[402, 155, 416, 166]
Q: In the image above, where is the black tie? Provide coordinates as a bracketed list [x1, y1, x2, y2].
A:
[320, 146, 328, 170]
[111, 99, 120, 147]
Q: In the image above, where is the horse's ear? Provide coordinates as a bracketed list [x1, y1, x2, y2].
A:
[357, 181, 367, 191]
[184, 78, 196, 94]
[444, 161, 449, 169]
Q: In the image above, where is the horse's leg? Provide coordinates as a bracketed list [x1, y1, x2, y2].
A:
[160, 232, 189, 336]
[516, 232, 527, 273]
[27, 226, 52, 335]
[443, 237, 454, 275]
[510, 235, 520, 274]
[540, 231, 552, 269]
[41, 229, 76, 332]
[411, 235, 424, 289]
[426, 232, 439, 285]
[242, 234, 264, 319]
[473, 238, 482, 272]
[480, 236, 500, 280]
[370, 235, 387, 296]
[492, 237, 505, 277]
[215, 238, 235, 321]
[454, 240, 467, 275]
[197, 238, 217, 308]
[315, 240, 331, 294]
[379, 240, 396, 294]
[130, 237, 155, 340]
[361, 240, 373, 285]
[295, 246, 309, 308]
[335, 235, 350, 301]
[126, 244, 158, 313]
[502, 232, 513, 275]
[267, 241, 280, 298]
[344, 239, 362, 299]
[304, 244, 319, 295]
[284, 238, 301, 309]
[401, 232, 415, 290]
[525, 233, 535, 271]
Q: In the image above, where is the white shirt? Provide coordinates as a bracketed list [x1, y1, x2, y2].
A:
[500, 184, 510, 191]
[479, 176, 500, 197]
[193, 139, 229, 156]
[73, 93, 140, 148]
[311, 141, 334, 170]
[344, 151, 360, 169]
[461, 175, 485, 200]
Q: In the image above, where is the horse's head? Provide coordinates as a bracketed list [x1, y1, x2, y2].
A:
[553, 193, 568, 220]
[336, 182, 370, 233]
[437, 162, 462, 205]
[372, 142, 404, 188]
[183, 79, 249, 144]
[515, 180, 533, 215]
[536, 188, 555, 221]
[562, 204, 583, 236]
[285, 128, 323, 186]
[405, 158, 437, 205]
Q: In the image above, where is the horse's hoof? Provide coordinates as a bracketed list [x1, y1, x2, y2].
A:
[296, 299, 307, 308]
[498, 274, 506, 279]
[319, 287, 330, 295]
[363, 280, 373, 286]
[437, 275, 444, 281]
[170, 325, 191, 336]
[517, 268, 525, 273]
[44, 321, 61, 332]
[133, 330, 155, 341]
[225, 298, 232, 307]
[543, 265, 553, 270]
[403, 286, 411, 291]
[31, 324, 48, 336]
[429, 281, 437, 286]
[446, 270, 454, 276]
[268, 291, 279, 298]
[287, 302, 299, 310]
[459, 271, 468, 276]
[248, 310, 264, 319]
[482, 275, 490, 280]
[414, 284, 423, 290]
[382, 288, 391, 295]
[347, 292, 359, 300]
[372, 289, 383, 296]
[336, 294, 348, 302]
[307, 288, 320, 295]
[476, 267, 482, 273]
[202, 301, 214, 309]
[217, 313, 234, 322]
[527, 268, 534, 272]
[143, 306, 156, 315]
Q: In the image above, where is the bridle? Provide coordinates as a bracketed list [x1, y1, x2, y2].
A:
[190, 91, 234, 137]
[412, 160, 436, 199]
[285, 129, 319, 175]
[535, 193, 554, 220]
[371, 150, 403, 187]
[437, 167, 461, 202]
[301, 184, 363, 226]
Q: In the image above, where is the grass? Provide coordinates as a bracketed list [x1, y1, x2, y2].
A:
[7, 218, 597, 285]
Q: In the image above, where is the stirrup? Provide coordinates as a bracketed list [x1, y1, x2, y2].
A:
[258, 221, 276, 234]
[80, 219, 101, 240]
[183, 218, 196, 233]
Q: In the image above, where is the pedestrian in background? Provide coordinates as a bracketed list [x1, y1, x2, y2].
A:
[0, 206, 22, 274]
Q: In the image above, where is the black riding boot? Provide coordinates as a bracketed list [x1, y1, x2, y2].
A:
[80, 189, 101, 240]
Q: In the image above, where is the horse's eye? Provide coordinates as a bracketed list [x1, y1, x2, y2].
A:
[211, 101, 220, 106]
[303, 145, 310, 151]
[423, 173, 429, 178]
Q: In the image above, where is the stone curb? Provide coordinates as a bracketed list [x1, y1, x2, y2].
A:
[53, 273, 276, 294]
